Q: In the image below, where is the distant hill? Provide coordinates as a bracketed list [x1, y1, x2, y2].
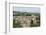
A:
[13, 11, 40, 16]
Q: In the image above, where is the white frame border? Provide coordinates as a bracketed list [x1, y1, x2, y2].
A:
[6, 2, 44, 33]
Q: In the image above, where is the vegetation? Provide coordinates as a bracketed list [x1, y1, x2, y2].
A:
[13, 11, 34, 16]
[13, 19, 22, 28]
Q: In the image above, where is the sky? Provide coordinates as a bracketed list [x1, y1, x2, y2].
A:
[13, 7, 40, 13]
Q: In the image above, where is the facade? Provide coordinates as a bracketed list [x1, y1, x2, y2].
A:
[15, 15, 40, 27]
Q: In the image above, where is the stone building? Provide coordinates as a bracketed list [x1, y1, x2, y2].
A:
[15, 15, 40, 27]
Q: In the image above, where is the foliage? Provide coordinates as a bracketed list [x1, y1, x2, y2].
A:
[13, 19, 22, 28]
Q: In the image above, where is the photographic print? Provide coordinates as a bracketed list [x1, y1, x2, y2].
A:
[6, 1, 44, 33]
[13, 7, 40, 28]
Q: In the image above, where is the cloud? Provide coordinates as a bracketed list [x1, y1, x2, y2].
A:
[13, 7, 40, 13]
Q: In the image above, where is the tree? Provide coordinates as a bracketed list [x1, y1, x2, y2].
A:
[13, 19, 22, 28]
